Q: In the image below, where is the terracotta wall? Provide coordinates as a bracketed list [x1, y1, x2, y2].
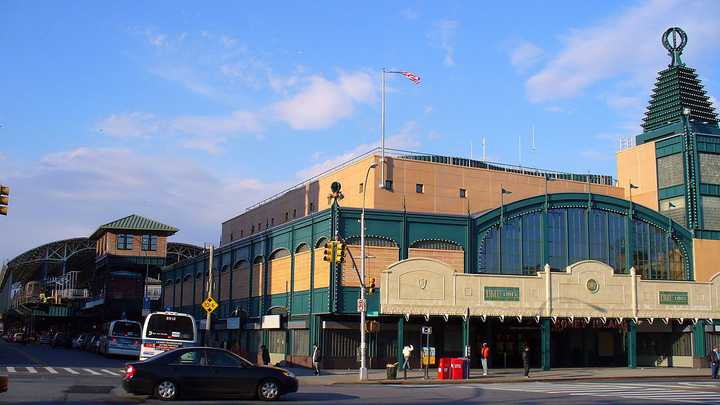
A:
[220, 268, 231, 301]
[313, 248, 330, 288]
[250, 262, 263, 297]
[616, 142, 659, 210]
[268, 255, 291, 295]
[693, 238, 720, 282]
[293, 251, 311, 292]
[342, 245, 399, 287]
[183, 278, 193, 306]
[408, 248, 464, 272]
[232, 263, 250, 299]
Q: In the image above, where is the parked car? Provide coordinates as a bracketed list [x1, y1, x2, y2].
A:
[72, 334, 87, 349]
[84, 335, 99, 351]
[90, 336, 102, 353]
[12, 333, 24, 344]
[39, 334, 51, 345]
[0, 373, 7, 393]
[51, 333, 70, 348]
[122, 347, 298, 401]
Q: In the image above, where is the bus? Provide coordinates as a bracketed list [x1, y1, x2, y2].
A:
[140, 311, 197, 361]
[99, 320, 142, 357]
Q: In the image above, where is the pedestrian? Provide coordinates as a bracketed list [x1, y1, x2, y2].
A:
[481, 343, 490, 376]
[708, 347, 720, 379]
[312, 343, 322, 376]
[522, 345, 530, 378]
[261, 344, 270, 366]
[402, 344, 414, 371]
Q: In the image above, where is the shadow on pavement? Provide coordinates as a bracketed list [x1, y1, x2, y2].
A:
[283, 392, 358, 401]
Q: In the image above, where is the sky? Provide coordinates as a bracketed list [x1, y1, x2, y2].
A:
[1, 0, 719, 262]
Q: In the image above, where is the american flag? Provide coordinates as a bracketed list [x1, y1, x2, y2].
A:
[401, 71, 421, 84]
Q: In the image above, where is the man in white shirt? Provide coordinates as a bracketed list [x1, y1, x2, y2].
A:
[402, 345, 414, 371]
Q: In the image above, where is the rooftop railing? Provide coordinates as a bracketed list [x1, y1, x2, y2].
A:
[241, 147, 615, 214]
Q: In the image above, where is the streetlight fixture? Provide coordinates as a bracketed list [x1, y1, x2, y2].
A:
[360, 162, 377, 381]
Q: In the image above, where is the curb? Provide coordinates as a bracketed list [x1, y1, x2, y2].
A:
[328, 373, 711, 385]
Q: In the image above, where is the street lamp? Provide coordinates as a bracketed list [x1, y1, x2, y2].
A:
[360, 162, 377, 381]
[629, 183, 639, 202]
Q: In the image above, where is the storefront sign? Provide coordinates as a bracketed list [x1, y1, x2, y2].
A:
[659, 291, 688, 305]
[484, 287, 520, 302]
[261, 314, 281, 329]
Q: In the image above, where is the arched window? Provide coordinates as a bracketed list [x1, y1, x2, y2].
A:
[315, 237, 328, 248]
[476, 206, 687, 280]
[295, 243, 310, 253]
[345, 236, 398, 247]
[410, 240, 463, 250]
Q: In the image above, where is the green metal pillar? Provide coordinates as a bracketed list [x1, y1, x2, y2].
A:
[693, 320, 707, 359]
[397, 316, 405, 365]
[541, 318, 551, 371]
[627, 320, 637, 369]
[462, 317, 470, 354]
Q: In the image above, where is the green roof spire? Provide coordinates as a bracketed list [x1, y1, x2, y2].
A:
[641, 27, 718, 133]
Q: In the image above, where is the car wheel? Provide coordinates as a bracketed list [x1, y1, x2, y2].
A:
[155, 380, 178, 401]
[257, 379, 280, 401]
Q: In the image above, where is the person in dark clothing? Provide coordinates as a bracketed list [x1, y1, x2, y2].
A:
[522, 345, 530, 378]
[708, 347, 720, 379]
[261, 344, 270, 366]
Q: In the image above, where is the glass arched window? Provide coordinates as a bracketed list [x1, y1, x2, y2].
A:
[477, 206, 687, 280]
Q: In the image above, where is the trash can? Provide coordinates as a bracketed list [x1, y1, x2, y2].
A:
[437, 357, 451, 380]
[450, 358, 465, 380]
[386, 363, 398, 380]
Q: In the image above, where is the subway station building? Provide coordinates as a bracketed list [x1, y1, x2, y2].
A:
[161, 28, 720, 370]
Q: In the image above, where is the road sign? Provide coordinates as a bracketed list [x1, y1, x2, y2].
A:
[421, 326, 432, 335]
[357, 298, 366, 312]
[202, 296, 218, 314]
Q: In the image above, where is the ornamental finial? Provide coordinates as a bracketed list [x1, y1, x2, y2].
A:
[662, 27, 687, 67]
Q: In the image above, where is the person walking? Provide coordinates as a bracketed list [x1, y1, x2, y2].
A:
[481, 343, 490, 376]
[522, 345, 530, 378]
[312, 343, 322, 376]
[402, 344, 414, 371]
[261, 344, 270, 366]
[708, 347, 720, 379]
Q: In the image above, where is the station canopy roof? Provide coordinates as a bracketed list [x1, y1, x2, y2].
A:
[89, 214, 178, 240]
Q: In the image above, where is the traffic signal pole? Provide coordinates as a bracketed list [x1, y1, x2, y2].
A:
[359, 163, 376, 381]
[205, 244, 214, 346]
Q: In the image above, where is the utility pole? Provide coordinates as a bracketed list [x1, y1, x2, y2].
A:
[205, 244, 214, 345]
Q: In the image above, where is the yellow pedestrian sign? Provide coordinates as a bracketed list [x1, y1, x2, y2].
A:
[202, 297, 218, 314]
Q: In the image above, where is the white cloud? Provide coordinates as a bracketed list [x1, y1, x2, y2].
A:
[0, 147, 284, 261]
[295, 121, 422, 179]
[97, 112, 161, 138]
[525, 0, 720, 103]
[273, 71, 375, 130]
[429, 19, 459, 67]
[509, 41, 544, 71]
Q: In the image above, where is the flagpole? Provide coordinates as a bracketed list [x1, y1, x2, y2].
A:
[380, 68, 386, 188]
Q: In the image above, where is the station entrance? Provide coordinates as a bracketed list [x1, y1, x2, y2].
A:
[550, 319, 628, 367]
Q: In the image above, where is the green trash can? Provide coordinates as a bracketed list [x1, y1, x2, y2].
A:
[386, 363, 398, 380]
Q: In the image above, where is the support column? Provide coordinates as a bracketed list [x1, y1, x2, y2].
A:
[463, 316, 470, 354]
[397, 316, 405, 365]
[693, 320, 707, 368]
[627, 320, 637, 369]
[541, 318, 551, 371]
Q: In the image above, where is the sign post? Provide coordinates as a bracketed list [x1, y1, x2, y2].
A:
[421, 326, 432, 379]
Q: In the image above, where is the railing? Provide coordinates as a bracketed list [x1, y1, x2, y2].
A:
[242, 147, 616, 213]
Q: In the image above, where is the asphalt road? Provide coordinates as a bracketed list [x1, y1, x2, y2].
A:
[3, 340, 720, 404]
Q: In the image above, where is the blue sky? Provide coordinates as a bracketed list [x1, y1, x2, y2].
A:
[1, 0, 719, 261]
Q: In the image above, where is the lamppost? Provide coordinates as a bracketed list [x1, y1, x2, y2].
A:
[360, 162, 378, 381]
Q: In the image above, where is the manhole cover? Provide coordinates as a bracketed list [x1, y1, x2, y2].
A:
[64, 385, 115, 394]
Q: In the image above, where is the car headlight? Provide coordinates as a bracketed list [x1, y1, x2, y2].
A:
[282, 370, 296, 378]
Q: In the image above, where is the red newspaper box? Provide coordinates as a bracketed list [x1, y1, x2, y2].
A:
[437, 357, 451, 380]
[450, 358, 466, 380]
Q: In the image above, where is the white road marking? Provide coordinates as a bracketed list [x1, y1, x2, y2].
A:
[6, 367, 15, 373]
[45, 367, 58, 374]
[101, 369, 119, 376]
[83, 368, 101, 375]
[26, 367, 37, 373]
[63, 367, 79, 375]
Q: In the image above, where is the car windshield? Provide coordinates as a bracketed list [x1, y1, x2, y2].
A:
[145, 314, 194, 341]
[112, 322, 141, 337]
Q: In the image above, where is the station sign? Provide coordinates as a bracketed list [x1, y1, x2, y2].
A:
[421, 326, 432, 335]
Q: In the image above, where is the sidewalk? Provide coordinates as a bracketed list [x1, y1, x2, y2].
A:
[289, 366, 715, 386]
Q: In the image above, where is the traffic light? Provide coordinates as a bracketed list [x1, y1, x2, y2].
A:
[334, 242, 346, 264]
[0, 185, 8, 216]
[322, 241, 335, 262]
[367, 277, 376, 295]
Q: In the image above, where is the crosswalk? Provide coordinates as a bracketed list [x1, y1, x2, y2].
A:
[479, 381, 720, 403]
[1, 366, 122, 377]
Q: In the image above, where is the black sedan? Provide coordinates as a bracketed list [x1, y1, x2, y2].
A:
[122, 347, 298, 401]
